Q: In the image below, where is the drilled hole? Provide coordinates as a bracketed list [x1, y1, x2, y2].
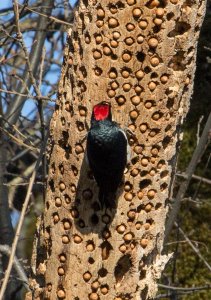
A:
[90, 214, 99, 225]
[136, 51, 145, 62]
[139, 179, 152, 189]
[101, 241, 113, 260]
[162, 136, 172, 149]
[88, 257, 95, 264]
[98, 267, 108, 277]
[114, 254, 132, 283]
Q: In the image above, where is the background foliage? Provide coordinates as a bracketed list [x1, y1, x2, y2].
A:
[0, 1, 210, 299]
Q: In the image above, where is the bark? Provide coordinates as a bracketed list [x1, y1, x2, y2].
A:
[28, 0, 206, 299]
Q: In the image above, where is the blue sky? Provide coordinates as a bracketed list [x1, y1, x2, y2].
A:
[0, 0, 77, 118]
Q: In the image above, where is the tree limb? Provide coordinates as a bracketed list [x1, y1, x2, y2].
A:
[164, 112, 211, 243]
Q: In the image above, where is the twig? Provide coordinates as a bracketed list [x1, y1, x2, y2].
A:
[0, 126, 38, 152]
[192, 153, 211, 200]
[6, 0, 54, 125]
[0, 245, 29, 290]
[7, 162, 36, 207]
[165, 112, 211, 243]
[0, 131, 48, 299]
[197, 116, 204, 145]
[176, 172, 211, 186]
[37, 46, 46, 201]
[0, 88, 55, 102]
[18, 3, 73, 26]
[158, 283, 211, 292]
[176, 223, 211, 273]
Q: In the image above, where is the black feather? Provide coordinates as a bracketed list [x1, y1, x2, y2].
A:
[87, 118, 127, 208]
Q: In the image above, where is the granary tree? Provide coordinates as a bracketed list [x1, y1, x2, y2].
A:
[26, 0, 206, 299]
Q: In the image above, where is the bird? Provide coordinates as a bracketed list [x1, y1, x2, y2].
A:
[86, 101, 128, 208]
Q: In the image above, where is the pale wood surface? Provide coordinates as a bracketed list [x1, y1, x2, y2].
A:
[29, 1, 206, 299]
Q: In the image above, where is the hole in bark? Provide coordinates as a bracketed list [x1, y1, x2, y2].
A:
[139, 179, 152, 189]
[94, 66, 103, 76]
[136, 51, 145, 62]
[111, 53, 118, 60]
[61, 117, 65, 126]
[116, 1, 125, 9]
[101, 241, 113, 260]
[160, 170, 169, 178]
[131, 156, 139, 165]
[90, 214, 99, 225]
[141, 286, 149, 299]
[77, 219, 85, 228]
[88, 170, 94, 180]
[71, 165, 78, 176]
[149, 128, 160, 137]
[166, 98, 174, 108]
[137, 204, 145, 212]
[168, 22, 191, 37]
[46, 201, 50, 209]
[155, 202, 162, 209]
[59, 164, 64, 175]
[139, 269, 146, 279]
[167, 12, 174, 20]
[160, 182, 168, 191]
[76, 121, 84, 132]
[146, 218, 153, 225]
[48, 179, 55, 192]
[82, 189, 93, 200]
[169, 51, 186, 71]
[98, 267, 108, 277]
[144, 66, 151, 74]
[78, 81, 87, 92]
[82, 0, 88, 7]
[65, 145, 71, 159]
[58, 131, 69, 149]
[114, 254, 132, 283]
[153, 26, 161, 33]
[151, 72, 158, 78]
[91, 202, 100, 211]
[157, 159, 166, 168]
[88, 257, 95, 264]
[79, 66, 87, 78]
[162, 136, 172, 149]
[51, 162, 55, 174]
[165, 124, 171, 132]
[140, 170, 148, 177]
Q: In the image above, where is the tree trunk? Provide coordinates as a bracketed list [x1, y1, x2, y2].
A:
[28, 0, 206, 299]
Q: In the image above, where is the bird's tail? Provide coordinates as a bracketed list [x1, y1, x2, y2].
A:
[99, 188, 117, 209]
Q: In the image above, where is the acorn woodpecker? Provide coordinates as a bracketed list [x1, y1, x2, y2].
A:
[86, 101, 128, 208]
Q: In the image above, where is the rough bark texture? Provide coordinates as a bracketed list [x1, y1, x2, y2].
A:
[28, 1, 206, 299]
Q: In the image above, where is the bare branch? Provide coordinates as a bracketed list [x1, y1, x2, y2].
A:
[18, 3, 73, 26]
[0, 245, 29, 290]
[5, 0, 54, 126]
[0, 88, 55, 102]
[158, 283, 211, 292]
[176, 223, 211, 273]
[0, 131, 48, 299]
[176, 172, 211, 186]
[165, 112, 211, 243]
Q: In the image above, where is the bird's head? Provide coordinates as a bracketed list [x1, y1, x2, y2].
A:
[92, 101, 112, 122]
